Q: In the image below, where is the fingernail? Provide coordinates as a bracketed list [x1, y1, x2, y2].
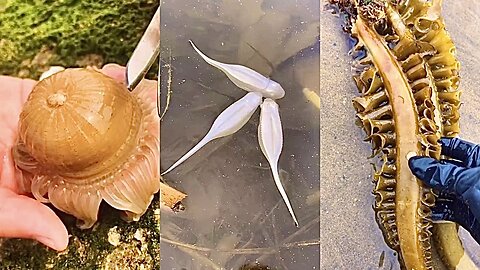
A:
[37, 235, 68, 251]
[102, 63, 123, 70]
[36, 235, 55, 249]
[406, 151, 417, 160]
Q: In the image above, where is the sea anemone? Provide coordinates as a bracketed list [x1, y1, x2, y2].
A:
[12, 68, 159, 229]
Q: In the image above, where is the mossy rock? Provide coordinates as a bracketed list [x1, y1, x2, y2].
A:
[0, 1, 160, 269]
[0, 196, 160, 270]
[0, 0, 159, 78]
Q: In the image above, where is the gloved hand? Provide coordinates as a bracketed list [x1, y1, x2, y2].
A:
[408, 137, 480, 243]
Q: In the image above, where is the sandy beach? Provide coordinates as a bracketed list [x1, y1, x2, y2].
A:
[320, 0, 480, 269]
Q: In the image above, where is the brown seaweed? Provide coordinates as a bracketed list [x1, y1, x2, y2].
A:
[329, 0, 474, 269]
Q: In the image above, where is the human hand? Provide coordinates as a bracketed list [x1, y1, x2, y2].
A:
[0, 63, 156, 251]
[0, 72, 69, 251]
[408, 137, 480, 243]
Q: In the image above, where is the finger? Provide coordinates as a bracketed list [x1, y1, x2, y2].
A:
[461, 184, 480, 221]
[0, 150, 20, 193]
[440, 159, 465, 168]
[0, 76, 36, 102]
[408, 156, 465, 192]
[431, 195, 480, 241]
[431, 194, 480, 245]
[440, 137, 480, 168]
[0, 76, 36, 126]
[0, 188, 68, 251]
[103, 63, 158, 102]
[20, 78, 37, 103]
[101, 63, 127, 84]
[134, 78, 158, 101]
[430, 196, 457, 222]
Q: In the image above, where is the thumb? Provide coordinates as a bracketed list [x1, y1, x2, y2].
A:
[408, 155, 464, 192]
[101, 63, 126, 83]
[0, 188, 68, 251]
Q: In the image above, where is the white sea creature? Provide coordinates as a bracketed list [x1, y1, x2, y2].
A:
[162, 40, 298, 227]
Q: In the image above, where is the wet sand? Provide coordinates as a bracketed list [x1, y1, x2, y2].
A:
[320, 0, 480, 269]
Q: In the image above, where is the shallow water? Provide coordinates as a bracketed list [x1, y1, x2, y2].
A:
[159, 1, 319, 269]
[321, 0, 480, 269]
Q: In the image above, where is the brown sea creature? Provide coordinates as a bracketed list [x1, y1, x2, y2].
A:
[12, 68, 160, 229]
[329, 0, 475, 269]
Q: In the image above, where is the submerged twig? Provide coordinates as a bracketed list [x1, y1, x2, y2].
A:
[160, 237, 319, 255]
[246, 42, 275, 76]
[159, 181, 187, 210]
[256, 215, 320, 261]
[163, 238, 223, 270]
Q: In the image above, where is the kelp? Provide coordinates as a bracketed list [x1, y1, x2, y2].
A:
[328, 0, 474, 269]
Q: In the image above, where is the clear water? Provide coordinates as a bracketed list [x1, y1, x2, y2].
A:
[321, 0, 480, 269]
[159, 0, 320, 269]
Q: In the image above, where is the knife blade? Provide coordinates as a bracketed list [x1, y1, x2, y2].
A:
[126, 6, 160, 91]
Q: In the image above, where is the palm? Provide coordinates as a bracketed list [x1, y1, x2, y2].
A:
[0, 75, 69, 251]
[0, 64, 152, 251]
[0, 75, 34, 191]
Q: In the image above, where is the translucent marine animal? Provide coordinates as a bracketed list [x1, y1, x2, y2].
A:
[162, 41, 299, 227]
[13, 68, 160, 229]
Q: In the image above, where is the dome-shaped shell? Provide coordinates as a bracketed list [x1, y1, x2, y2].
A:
[18, 68, 141, 176]
[13, 68, 160, 229]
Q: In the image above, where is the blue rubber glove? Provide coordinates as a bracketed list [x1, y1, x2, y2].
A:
[408, 137, 480, 243]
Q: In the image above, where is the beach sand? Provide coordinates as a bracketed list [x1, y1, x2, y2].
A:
[320, 0, 480, 268]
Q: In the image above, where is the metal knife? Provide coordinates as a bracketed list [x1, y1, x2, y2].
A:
[126, 6, 160, 91]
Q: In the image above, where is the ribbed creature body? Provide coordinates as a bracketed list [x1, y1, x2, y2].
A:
[329, 0, 473, 269]
[13, 68, 160, 229]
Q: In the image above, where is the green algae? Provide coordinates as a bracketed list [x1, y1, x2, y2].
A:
[0, 196, 160, 270]
[0, 1, 160, 269]
[0, 0, 159, 78]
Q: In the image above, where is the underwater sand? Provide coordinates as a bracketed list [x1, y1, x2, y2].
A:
[159, 0, 320, 269]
